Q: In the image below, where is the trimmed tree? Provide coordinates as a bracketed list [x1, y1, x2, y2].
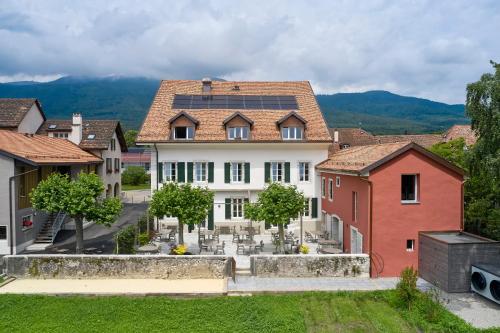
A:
[253, 183, 304, 253]
[150, 182, 214, 244]
[30, 172, 122, 254]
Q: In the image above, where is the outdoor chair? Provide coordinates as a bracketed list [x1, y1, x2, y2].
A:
[232, 232, 240, 243]
[214, 241, 225, 255]
[254, 240, 264, 253]
[236, 243, 246, 255]
[199, 240, 209, 254]
[168, 232, 176, 243]
[305, 232, 317, 243]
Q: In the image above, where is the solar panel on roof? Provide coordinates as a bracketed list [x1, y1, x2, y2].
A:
[172, 95, 299, 110]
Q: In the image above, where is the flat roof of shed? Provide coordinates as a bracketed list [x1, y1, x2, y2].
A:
[421, 231, 497, 244]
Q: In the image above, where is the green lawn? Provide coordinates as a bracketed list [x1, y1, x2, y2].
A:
[122, 183, 150, 191]
[0, 291, 497, 333]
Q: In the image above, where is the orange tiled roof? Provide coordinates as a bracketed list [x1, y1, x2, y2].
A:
[317, 141, 411, 173]
[137, 80, 331, 143]
[0, 130, 102, 165]
[376, 134, 443, 147]
[444, 125, 477, 146]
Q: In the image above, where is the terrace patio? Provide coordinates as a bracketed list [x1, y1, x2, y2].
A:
[149, 226, 343, 268]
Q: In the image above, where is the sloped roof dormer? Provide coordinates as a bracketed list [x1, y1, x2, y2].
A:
[168, 111, 199, 128]
[276, 111, 307, 128]
[222, 112, 254, 128]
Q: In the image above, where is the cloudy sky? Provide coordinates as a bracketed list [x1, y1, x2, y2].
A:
[0, 0, 499, 103]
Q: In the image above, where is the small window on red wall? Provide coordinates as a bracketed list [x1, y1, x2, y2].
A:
[406, 239, 415, 251]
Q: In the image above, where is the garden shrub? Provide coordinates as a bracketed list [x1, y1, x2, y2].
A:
[138, 232, 149, 246]
[396, 266, 419, 309]
[115, 225, 136, 254]
[122, 166, 148, 185]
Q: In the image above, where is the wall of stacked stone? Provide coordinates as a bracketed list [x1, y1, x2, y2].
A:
[4, 255, 233, 279]
[250, 254, 370, 277]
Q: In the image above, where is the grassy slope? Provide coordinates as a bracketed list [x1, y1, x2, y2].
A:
[0, 291, 496, 333]
[121, 183, 150, 191]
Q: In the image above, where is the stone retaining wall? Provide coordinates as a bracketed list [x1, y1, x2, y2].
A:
[250, 254, 370, 278]
[4, 255, 233, 279]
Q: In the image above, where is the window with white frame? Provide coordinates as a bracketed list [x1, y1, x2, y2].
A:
[271, 162, 284, 182]
[321, 177, 326, 198]
[232, 198, 244, 218]
[401, 174, 418, 203]
[281, 127, 303, 140]
[231, 162, 243, 183]
[164, 162, 176, 182]
[406, 239, 415, 252]
[194, 162, 207, 182]
[174, 126, 194, 140]
[336, 176, 341, 187]
[53, 132, 69, 139]
[298, 162, 310, 182]
[328, 178, 334, 201]
[228, 127, 249, 140]
[303, 198, 311, 217]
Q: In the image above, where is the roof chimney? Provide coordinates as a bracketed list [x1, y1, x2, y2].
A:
[333, 130, 339, 143]
[70, 113, 82, 144]
[202, 77, 212, 93]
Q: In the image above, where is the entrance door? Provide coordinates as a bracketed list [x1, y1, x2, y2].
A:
[350, 227, 363, 254]
[0, 225, 8, 255]
[329, 216, 343, 247]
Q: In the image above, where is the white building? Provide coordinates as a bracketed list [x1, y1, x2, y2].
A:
[38, 114, 127, 197]
[137, 79, 332, 231]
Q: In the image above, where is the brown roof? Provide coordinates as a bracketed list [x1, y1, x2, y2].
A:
[444, 125, 477, 146]
[38, 119, 127, 152]
[0, 130, 102, 165]
[316, 141, 464, 176]
[329, 128, 378, 146]
[0, 98, 45, 128]
[376, 134, 443, 147]
[137, 80, 331, 143]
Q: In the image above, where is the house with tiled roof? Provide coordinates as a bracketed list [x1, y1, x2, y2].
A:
[316, 141, 465, 277]
[138, 79, 331, 231]
[0, 130, 102, 254]
[444, 124, 477, 146]
[38, 115, 127, 197]
[0, 98, 45, 133]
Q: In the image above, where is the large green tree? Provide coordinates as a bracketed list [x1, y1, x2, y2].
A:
[124, 129, 138, 147]
[30, 172, 122, 253]
[429, 138, 467, 170]
[149, 183, 214, 244]
[464, 61, 500, 240]
[250, 183, 305, 253]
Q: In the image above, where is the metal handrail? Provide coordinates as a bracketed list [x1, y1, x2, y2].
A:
[51, 212, 66, 243]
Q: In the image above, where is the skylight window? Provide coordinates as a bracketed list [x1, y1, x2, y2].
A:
[87, 134, 96, 140]
[48, 124, 57, 129]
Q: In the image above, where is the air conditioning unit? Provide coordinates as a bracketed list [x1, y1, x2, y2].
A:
[471, 264, 500, 305]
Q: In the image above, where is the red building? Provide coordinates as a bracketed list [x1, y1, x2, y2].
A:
[316, 141, 464, 277]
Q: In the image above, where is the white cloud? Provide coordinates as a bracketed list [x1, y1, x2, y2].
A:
[0, 0, 499, 103]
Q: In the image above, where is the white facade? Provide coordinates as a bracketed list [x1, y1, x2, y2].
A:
[17, 104, 44, 134]
[91, 131, 123, 197]
[0, 154, 14, 254]
[152, 142, 329, 231]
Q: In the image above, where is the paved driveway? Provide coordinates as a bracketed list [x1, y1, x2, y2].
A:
[35, 202, 148, 254]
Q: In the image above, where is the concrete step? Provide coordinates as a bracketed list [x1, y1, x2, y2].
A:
[25, 243, 52, 251]
[235, 269, 252, 276]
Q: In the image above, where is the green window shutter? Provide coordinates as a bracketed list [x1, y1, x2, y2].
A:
[311, 198, 318, 218]
[158, 162, 163, 183]
[224, 163, 231, 183]
[208, 206, 214, 230]
[284, 162, 291, 183]
[208, 162, 214, 183]
[177, 162, 185, 183]
[264, 162, 271, 183]
[225, 198, 231, 219]
[244, 163, 250, 183]
[187, 162, 193, 183]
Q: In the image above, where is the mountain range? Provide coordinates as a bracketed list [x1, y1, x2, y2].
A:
[0, 76, 469, 134]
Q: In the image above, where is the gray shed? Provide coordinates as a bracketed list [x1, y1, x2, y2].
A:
[419, 231, 500, 292]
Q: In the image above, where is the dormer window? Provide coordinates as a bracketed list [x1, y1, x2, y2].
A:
[174, 126, 194, 140]
[87, 134, 96, 140]
[282, 127, 303, 140]
[228, 127, 249, 140]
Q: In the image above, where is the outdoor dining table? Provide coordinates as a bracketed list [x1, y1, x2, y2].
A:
[242, 240, 258, 254]
[136, 244, 159, 254]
